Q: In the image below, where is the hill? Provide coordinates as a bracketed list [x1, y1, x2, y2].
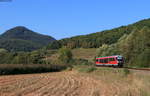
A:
[46, 18, 150, 67]
[0, 26, 55, 52]
[0, 18, 149, 78]
[96, 26, 150, 67]
[0, 18, 149, 68]
[47, 18, 150, 49]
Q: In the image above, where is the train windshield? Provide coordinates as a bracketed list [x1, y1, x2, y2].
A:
[116, 57, 123, 61]
[118, 59, 123, 61]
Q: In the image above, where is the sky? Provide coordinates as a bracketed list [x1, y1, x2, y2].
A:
[0, 0, 150, 40]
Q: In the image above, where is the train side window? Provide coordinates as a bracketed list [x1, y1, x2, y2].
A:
[101, 59, 104, 63]
[99, 59, 102, 63]
[99, 59, 108, 63]
[109, 58, 115, 61]
[104, 59, 108, 63]
[96, 59, 98, 62]
[112, 58, 115, 61]
[106, 58, 108, 63]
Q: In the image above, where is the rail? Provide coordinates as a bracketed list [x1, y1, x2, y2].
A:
[124, 67, 150, 71]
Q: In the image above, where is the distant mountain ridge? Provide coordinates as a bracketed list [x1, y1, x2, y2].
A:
[0, 26, 56, 52]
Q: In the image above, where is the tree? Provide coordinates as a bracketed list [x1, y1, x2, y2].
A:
[58, 47, 73, 63]
[0, 48, 8, 53]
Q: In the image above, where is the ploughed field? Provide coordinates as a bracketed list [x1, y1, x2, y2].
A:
[0, 70, 150, 96]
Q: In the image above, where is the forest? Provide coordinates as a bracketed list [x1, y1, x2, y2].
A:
[0, 18, 150, 75]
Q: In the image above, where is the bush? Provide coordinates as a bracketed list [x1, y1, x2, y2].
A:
[122, 68, 130, 76]
[58, 47, 73, 63]
[0, 64, 67, 75]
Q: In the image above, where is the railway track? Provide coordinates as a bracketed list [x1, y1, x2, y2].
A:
[124, 67, 150, 71]
[95, 65, 150, 71]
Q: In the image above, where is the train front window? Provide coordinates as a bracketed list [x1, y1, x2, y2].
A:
[118, 59, 123, 61]
[116, 57, 123, 61]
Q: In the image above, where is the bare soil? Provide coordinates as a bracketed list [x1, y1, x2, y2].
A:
[0, 70, 149, 96]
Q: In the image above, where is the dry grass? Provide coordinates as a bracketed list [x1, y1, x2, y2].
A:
[0, 68, 149, 96]
[85, 67, 150, 96]
[72, 48, 96, 61]
[48, 48, 97, 62]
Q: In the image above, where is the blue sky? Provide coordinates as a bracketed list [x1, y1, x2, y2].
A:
[0, 0, 150, 39]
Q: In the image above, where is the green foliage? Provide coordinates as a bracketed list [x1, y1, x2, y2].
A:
[73, 58, 96, 73]
[0, 64, 67, 75]
[47, 19, 150, 49]
[58, 47, 73, 64]
[134, 49, 150, 67]
[0, 18, 150, 75]
[0, 49, 51, 64]
[0, 39, 42, 52]
[122, 68, 130, 76]
[46, 41, 61, 49]
[0, 48, 8, 53]
[0, 26, 55, 52]
[97, 26, 150, 67]
[0, 49, 68, 75]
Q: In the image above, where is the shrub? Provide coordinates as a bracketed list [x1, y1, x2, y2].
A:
[0, 64, 67, 75]
[122, 68, 130, 76]
[58, 47, 73, 63]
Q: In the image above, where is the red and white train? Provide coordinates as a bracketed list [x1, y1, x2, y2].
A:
[96, 55, 124, 67]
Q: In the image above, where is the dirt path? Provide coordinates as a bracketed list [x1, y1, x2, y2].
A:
[0, 71, 149, 96]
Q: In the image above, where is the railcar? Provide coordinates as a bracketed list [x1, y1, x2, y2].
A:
[96, 55, 124, 67]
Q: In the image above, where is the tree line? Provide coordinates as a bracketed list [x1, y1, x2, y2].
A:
[96, 26, 150, 67]
[46, 19, 150, 49]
